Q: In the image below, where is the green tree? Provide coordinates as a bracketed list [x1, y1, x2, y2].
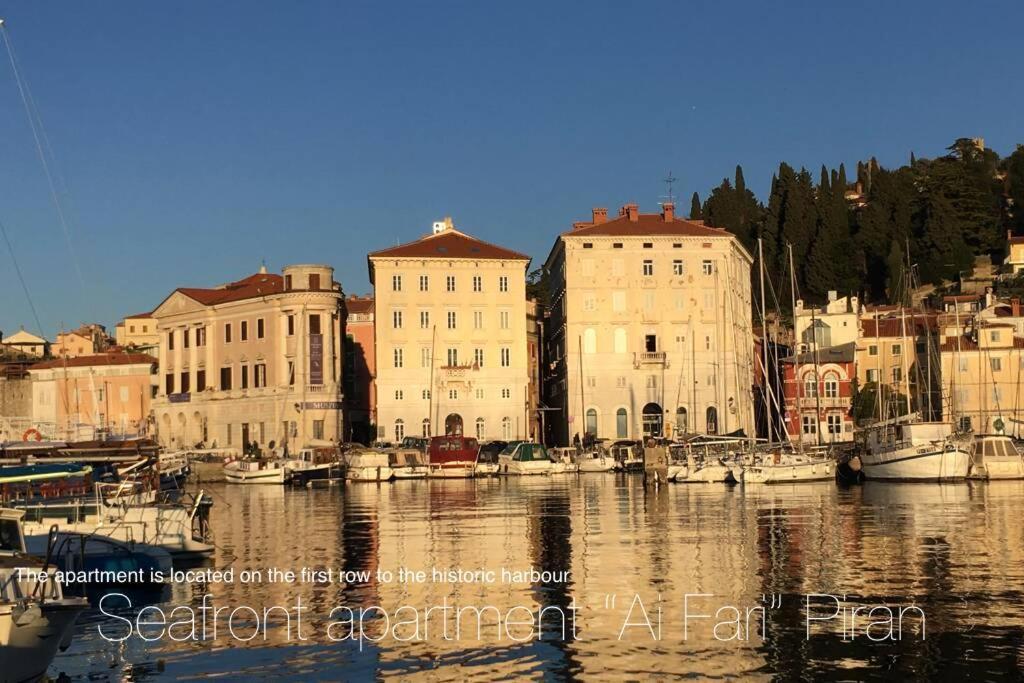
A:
[689, 192, 702, 220]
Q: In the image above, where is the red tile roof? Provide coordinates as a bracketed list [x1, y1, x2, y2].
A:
[943, 294, 981, 302]
[122, 311, 154, 320]
[563, 211, 730, 238]
[30, 352, 157, 370]
[940, 336, 1024, 352]
[368, 229, 529, 261]
[861, 314, 936, 337]
[345, 296, 375, 315]
[177, 273, 285, 306]
[1009, 235, 1024, 245]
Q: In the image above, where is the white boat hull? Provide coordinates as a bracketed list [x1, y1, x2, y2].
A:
[673, 464, 736, 483]
[392, 466, 428, 479]
[578, 458, 615, 473]
[971, 456, 1024, 480]
[224, 464, 286, 485]
[429, 464, 476, 478]
[744, 460, 834, 484]
[474, 463, 499, 476]
[346, 466, 394, 481]
[0, 601, 84, 683]
[862, 447, 970, 481]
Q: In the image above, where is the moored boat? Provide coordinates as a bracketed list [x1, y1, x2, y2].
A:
[743, 449, 834, 484]
[498, 442, 555, 475]
[343, 448, 394, 481]
[223, 458, 286, 484]
[968, 434, 1024, 480]
[427, 435, 479, 478]
[860, 418, 969, 481]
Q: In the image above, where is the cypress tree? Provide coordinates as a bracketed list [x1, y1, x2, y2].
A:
[689, 192, 702, 220]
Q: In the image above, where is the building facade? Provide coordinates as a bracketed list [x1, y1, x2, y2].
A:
[1, 329, 49, 358]
[28, 352, 156, 440]
[343, 295, 376, 444]
[369, 217, 531, 444]
[781, 342, 856, 444]
[116, 312, 160, 354]
[544, 202, 755, 445]
[940, 321, 1024, 435]
[150, 265, 345, 451]
[794, 294, 859, 354]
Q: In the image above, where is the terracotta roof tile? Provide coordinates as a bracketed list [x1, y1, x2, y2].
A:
[345, 296, 375, 315]
[368, 230, 529, 261]
[30, 352, 157, 370]
[563, 212, 730, 238]
[177, 273, 285, 306]
[940, 336, 1024, 352]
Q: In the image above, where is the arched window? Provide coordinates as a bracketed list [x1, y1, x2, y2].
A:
[422, 418, 431, 438]
[706, 407, 718, 435]
[475, 417, 485, 439]
[616, 408, 628, 438]
[395, 419, 405, 441]
[585, 408, 598, 437]
[501, 416, 512, 439]
[803, 372, 818, 398]
[583, 328, 597, 354]
[823, 373, 839, 399]
[614, 328, 627, 354]
[676, 407, 688, 433]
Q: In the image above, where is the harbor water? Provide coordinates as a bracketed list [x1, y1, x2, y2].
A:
[54, 476, 1024, 680]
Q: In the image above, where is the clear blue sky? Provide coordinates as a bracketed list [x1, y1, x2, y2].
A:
[1, 1, 1021, 339]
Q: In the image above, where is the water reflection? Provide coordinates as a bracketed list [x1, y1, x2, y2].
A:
[51, 477, 1024, 680]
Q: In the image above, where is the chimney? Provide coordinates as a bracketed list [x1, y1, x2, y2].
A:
[1013, 298, 1021, 318]
[592, 207, 608, 224]
[661, 202, 675, 221]
[620, 203, 639, 222]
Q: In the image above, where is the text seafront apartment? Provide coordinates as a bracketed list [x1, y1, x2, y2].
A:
[369, 217, 532, 443]
[544, 202, 755, 445]
[150, 264, 345, 450]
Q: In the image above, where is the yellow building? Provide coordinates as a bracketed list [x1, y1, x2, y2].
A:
[1, 328, 49, 358]
[1004, 232, 1024, 275]
[150, 264, 345, 451]
[940, 321, 1024, 434]
[115, 312, 160, 354]
[368, 217, 531, 443]
[544, 202, 754, 444]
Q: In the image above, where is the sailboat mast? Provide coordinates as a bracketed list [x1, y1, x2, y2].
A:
[788, 244, 803, 453]
[428, 324, 436, 437]
[578, 335, 586, 441]
[758, 238, 772, 444]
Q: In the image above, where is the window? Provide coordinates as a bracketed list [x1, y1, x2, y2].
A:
[394, 420, 404, 441]
[447, 311, 457, 329]
[892, 367, 902, 383]
[419, 275, 429, 291]
[827, 414, 842, 435]
[309, 314, 321, 335]
[585, 408, 598, 437]
[991, 330, 1001, 342]
[254, 363, 267, 388]
[803, 375, 817, 397]
[446, 275, 456, 292]
[240, 365, 249, 389]
[474, 311, 483, 329]
[422, 419, 431, 438]
[866, 369, 879, 382]
[614, 328, 627, 354]
[499, 276, 508, 292]
[474, 348, 484, 367]
[616, 408, 629, 438]
[824, 375, 839, 398]
[616, 376, 626, 388]
[892, 344, 902, 356]
[165, 373, 174, 395]
[179, 371, 190, 393]
[183, 328, 190, 348]
[612, 242, 623, 249]
[225, 323, 232, 344]
[285, 274, 292, 290]
[241, 321, 249, 342]
[394, 348, 404, 368]
[706, 407, 718, 434]
[991, 357, 1003, 372]
[642, 260, 653, 276]
[500, 311, 510, 329]
[287, 361, 295, 386]
[675, 407, 687, 433]
[646, 375, 658, 389]
[473, 275, 482, 292]
[393, 274, 402, 292]
[449, 388, 458, 400]
[476, 388, 484, 400]
[802, 415, 817, 435]
[257, 318, 265, 339]
[196, 326, 206, 347]
[582, 242, 593, 249]
[701, 260, 713, 275]
[643, 242, 653, 249]
[583, 294, 596, 312]
[586, 376, 597, 388]
[395, 390, 404, 400]
[393, 310, 403, 329]
[220, 366, 232, 390]
[309, 274, 321, 291]
[447, 348, 458, 366]
[501, 387, 511, 399]
[422, 389, 431, 400]
[868, 345, 878, 356]
[673, 260, 684, 276]
[502, 416, 512, 439]
[168, 330, 175, 351]
[421, 347, 431, 368]
[120, 386, 130, 402]
[959, 357, 969, 372]
[994, 387, 1003, 402]
[475, 418, 485, 439]
[645, 334, 657, 352]
[500, 347, 510, 367]
[194, 370, 205, 392]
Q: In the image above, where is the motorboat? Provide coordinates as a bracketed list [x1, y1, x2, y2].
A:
[609, 441, 643, 472]
[575, 445, 615, 473]
[498, 442, 555, 475]
[0, 508, 89, 683]
[549, 447, 577, 473]
[389, 450, 429, 479]
[743, 448, 835, 484]
[283, 445, 342, 486]
[860, 417, 970, 481]
[474, 440, 508, 476]
[427, 435, 480, 478]
[23, 532, 173, 588]
[343, 449, 394, 482]
[669, 439, 741, 483]
[223, 458, 286, 484]
[968, 434, 1024, 480]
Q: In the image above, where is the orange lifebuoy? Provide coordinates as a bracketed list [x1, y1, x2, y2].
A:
[22, 428, 43, 442]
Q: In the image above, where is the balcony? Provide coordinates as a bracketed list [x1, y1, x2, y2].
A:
[633, 352, 669, 369]
[440, 363, 479, 378]
[795, 396, 848, 409]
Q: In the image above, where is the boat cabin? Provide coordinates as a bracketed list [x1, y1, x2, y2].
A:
[429, 436, 480, 466]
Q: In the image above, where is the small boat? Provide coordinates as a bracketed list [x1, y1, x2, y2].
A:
[498, 442, 555, 475]
[668, 438, 740, 483]
[0, 509, 89, 683]
[283, 445, 342, 486]
[474, 440, 508, 476]
[427, 435, 480, 478]
[743, 449, 835, 484]
[860, 417, 970, 481]
[610, 440, 644, 472]
[549, 447, 578, 473]
[343, 449, 394, 481]
[575, 444, 616, 473]
[389, 450, 429, 479]
[223, 458, 286, 484]
[968, 434, 1024, 480]
[23, 532, 173, 588]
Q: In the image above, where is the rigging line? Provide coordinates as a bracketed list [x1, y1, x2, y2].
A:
[0, 24, 87, 292]
[0, 215, 45, 338]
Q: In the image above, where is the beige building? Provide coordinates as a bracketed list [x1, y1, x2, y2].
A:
[794, 293, 859, 354]
[150, 265, 345, 451]
[54, 323, 112, 358]
[941, 321, 1024, 435]
[115, 312, 160, 354]
[1, 329, 49, 358]
[368, 217, 531, 443]
[544, 202, 755, 444]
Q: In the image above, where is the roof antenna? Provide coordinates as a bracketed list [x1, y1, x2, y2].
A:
[661, 171, 677, 205]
